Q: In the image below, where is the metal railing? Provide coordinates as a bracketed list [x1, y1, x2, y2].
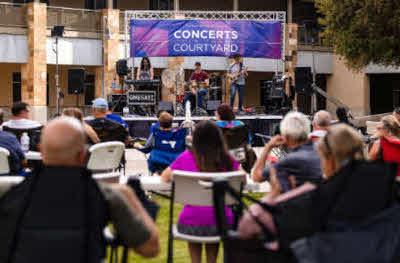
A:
[0, 2, 26, 28]
[297, 25, 328, 47]
[47, 6, 102, 32]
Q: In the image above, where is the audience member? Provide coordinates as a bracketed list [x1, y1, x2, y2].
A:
[161, 120, 239, 263]
[107, 102, 129, 130]
[394, 107, 400, 123]
[0, 117, 159, 259]
[252, 111, 322, 193]
[335, 106, 356, 129]
[62, 107, 100, 145]
[86, 98, 129, 143]
[238, 124, 396, 248]
[0, 126, 26, 175]
[369, 115, 400, 176]
[1, 102, 41, 130]
[135, 112, 186, 173]
[150, 110, 166, 134]
[309, 110, 332, 142]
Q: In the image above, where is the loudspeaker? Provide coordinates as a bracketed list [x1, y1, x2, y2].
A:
[158, 101, 174, 115]
[68, 68, 85, 94]
[207, 100, 221, 111]
[116, 59, 128, 76]
[295, 67, 313, 94]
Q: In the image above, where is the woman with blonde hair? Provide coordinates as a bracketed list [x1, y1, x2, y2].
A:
[369, 115, 400, 176]
[62, 108, 100, 145]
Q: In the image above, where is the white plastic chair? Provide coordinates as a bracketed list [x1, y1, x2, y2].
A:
[0, 147, 10, 175]
[87, 142, 125, 174]
[167, 170, 246, 263]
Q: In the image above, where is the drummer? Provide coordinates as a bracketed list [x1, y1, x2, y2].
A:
[184, 62, 209, 110]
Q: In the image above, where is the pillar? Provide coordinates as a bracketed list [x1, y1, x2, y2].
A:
[233, 0, 239, 11]
[287, 0, 293, 24]
[21, 2, 47, 123]
[284, 23, 298, 110]
[102, 9, 120, 98]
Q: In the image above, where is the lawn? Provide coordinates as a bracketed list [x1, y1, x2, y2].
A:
[110, 193, 264, 263]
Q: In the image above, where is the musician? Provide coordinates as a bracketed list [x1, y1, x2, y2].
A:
[227, 53, 248, 112]
[136, 56, 154, 80]
[183, 62, 209, 110]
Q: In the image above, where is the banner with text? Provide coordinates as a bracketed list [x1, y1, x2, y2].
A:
[130, 19, 282, 59]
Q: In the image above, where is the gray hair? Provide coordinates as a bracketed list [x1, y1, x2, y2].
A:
[280, 111, 311, 141]
[313, 110, 332, 128]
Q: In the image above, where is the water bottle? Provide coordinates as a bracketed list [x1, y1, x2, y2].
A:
[123, 106, 129, 117]
[21, 132, 30, 153]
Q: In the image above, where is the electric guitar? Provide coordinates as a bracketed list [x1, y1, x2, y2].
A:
[227, 66, 248, 84]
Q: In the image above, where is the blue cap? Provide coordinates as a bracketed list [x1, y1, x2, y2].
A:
[92, 98, 108, 110]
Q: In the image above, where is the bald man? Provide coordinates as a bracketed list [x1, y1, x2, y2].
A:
[309, 110, 332, 142]
[0, 117, 159, 260]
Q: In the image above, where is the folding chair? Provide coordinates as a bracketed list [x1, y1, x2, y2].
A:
[87, 142, 125, 182]
[167, 170, 246, 263]
[0, 147, 10, 175]
[221, 125, 256, 173]
[212, 178, 296, 263]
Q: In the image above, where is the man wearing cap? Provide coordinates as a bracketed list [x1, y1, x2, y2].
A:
[86, 98, 129, 143]
[183, 62, 209, 110]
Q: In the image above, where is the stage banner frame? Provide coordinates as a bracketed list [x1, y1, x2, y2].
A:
[124, 10, 286, 61]
[130, 19, 283, 59]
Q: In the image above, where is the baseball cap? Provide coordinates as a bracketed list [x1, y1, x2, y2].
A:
[92, 98, 108, 110]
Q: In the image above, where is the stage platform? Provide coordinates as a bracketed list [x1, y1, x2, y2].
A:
[123, 114, 283, 147]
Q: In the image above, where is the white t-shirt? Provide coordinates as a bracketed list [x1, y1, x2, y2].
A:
[1, 119, 42, 130]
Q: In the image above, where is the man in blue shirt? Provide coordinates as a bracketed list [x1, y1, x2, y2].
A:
[0, 130, 25, 175]
[107, 102, 129, 130]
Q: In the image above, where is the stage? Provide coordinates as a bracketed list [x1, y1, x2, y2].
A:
[123, 114, 282, 147]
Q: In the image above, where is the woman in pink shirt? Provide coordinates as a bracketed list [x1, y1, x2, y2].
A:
[162, 120, 239, 263]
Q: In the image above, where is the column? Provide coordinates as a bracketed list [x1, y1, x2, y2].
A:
[21, 2, 47, 124]
[287, 0, 293, 24]
[284, 23, 298, 110]
[233, 0, 239, 11]
[174, 0, 180, 11]
[102, 9, 120, 98]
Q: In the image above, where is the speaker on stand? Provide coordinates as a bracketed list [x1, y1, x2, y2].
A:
[68, 68, 85, 107]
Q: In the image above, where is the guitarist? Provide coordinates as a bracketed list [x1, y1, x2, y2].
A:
[227, 53, 248, 112]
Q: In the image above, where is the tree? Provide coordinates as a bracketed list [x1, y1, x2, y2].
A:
[315, 0, 400, 70]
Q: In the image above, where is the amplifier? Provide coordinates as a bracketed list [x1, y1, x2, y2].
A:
[127, 91, 157, 105]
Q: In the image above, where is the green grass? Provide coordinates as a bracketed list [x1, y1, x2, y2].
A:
[110, 193, 264, 263]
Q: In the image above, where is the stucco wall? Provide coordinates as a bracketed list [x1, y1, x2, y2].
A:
[326, 55, 370, 116]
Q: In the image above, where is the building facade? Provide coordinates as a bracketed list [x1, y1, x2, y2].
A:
[0, 0, 399, 122]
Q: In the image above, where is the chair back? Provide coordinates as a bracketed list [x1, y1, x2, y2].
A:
[153, 128, 187, 154]
[366, 121, 381, 135]
[2, 126, 42, 151]
[92, 124, 127, 143]
[87, 142, 125, 171]
[222, 125, 250, 149]
[381, 136, 400, 177]
[172, 170, 246, 207]
[0, 147, 10, 175]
